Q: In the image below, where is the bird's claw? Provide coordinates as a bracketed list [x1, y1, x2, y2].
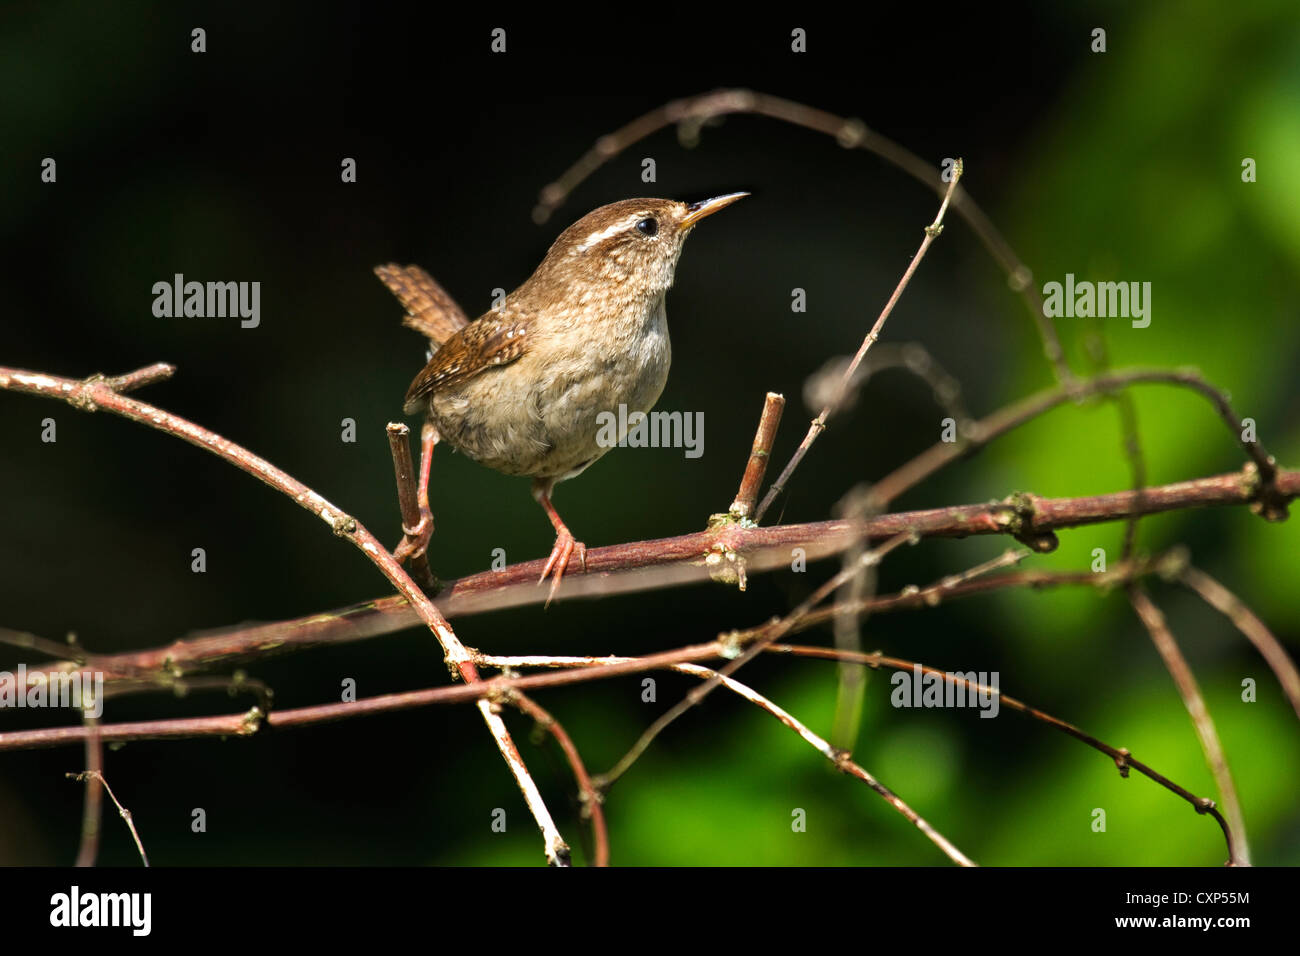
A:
[394, 507, 434, 563]
[539, 531, 587, 606]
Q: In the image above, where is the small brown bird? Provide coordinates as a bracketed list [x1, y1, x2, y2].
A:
[377, 193, 747, 602]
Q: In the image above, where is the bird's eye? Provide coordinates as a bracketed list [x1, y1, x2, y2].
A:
[636, 217, 658, 237]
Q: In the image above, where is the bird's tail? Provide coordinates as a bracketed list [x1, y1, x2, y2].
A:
[374, 263, 470, 348]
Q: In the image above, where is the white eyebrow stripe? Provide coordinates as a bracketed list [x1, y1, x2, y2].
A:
[578, 217, 638, 250]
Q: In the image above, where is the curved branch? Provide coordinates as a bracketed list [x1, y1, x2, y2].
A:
[0, 362, 570, 866]
[531, 88, 1074, 384]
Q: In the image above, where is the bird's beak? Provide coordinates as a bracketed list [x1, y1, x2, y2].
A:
[681, 192, 749, 228]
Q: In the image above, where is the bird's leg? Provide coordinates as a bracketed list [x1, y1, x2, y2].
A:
[532, 478, 587, 606]
[394, 421, 438, 563]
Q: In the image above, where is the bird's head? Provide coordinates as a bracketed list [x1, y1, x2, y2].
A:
[534, 193, 749, 302]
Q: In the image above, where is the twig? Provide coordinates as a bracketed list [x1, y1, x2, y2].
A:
[668, 662, 975, 866]
[74, 715, 104, 867]
[728, 392, 785, 520]
[1085, 331, 1149, 561]
[509, 692, 608, 866]
[1114, 388, 1148, 560]
[4, 709, 265, 749]
[0, 626, 86, 663]
[385, 422, 437, 589]
[92, 672, 274, 718]
[1128, 586, 1249, 865]
[787, 551, 1163, 635]
[97, 363, 176, 393]
[754, 161, 963, 522]
[803, 342, 972, 431]
[474, 698, 570, 866]
[66, 770, 149, 866]
[830, 488, 875, 751]
[1179, 566, 1300, 722]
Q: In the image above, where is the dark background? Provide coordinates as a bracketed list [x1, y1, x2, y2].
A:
[2, 2, 1297, 865]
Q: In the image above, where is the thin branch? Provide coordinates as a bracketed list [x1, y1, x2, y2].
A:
[508, 692, 608, 867]
[668, 662, 975, 866]
[728, 391, 785, 520]
[803, 342, 972, 433]
[830, 488, 876, 751]
[1085, 331, 1149, 561]
[1114, 387, 1148, 561]
[1179, 566, 1300, 722]
[475, 698, 570, 866]
[85, 672, 275, 724]
[97, 362, 176, 393]
[74, 715, 104, 867]
[1128, 586, 1249, 865]
[4, 709, 265, 749]
[0, 626, 86, 663]
[754, 161, 963, 522]
[66, 770, 149, 866]
[385, 422, 437, 590]
[787, 550, 1168, 635]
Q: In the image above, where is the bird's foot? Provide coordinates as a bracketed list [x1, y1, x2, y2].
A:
[394, 505, 434, 563]
[539, 530, 587, 607]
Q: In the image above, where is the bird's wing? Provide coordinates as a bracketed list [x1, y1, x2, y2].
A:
[374, 263, 470, 347]
[402, 309, 530, 412]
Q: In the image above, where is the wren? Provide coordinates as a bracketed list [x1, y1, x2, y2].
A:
[376, 193, 748, 603]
